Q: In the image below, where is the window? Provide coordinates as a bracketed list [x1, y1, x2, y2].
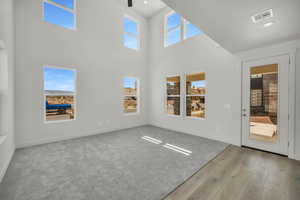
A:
[184, 20, 203, 39]
[123, 77, 139, 114]
[165, 13, 182, 47]
[165, 11, 203, 47]
[124, 16, 140, 50]
[44, 66, 76, 122]
[43, 0, 76, 30]
[166, 76, 180, 116]
[186, 73, 206, 118]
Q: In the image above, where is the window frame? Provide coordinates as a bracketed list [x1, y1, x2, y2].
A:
[43, 65, 77, 124]
[165, 75, 181, 117]
[164, 11, 203, 47]
[184, 19, 203, 40]
[164, 11, 183, 47]
[123, 15, 140, 51]
[184, 19, 198, 40]
[43, 0, 77, 30]
[185, 72, 206, 120]
[123, 76, 140, 115]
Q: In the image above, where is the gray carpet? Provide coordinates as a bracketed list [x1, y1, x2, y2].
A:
[0, 125, 228, 200]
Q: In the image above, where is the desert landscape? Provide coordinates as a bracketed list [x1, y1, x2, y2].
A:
[123, 81, 138, 113]
[124, 96, 138, 113]
[45, 93, 75, 121]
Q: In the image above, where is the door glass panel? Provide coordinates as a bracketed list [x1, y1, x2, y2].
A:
[249, 64, 278, 142]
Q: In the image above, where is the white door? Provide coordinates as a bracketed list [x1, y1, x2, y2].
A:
[242, 55, 290, 155]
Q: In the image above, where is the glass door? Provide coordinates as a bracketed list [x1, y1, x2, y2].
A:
[242, 55, 289, 155]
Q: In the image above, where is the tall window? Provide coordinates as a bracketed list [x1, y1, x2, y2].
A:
[186, 73, 206, 118]
[165, 11, 203, 47]
[123, 77, 139, 114]
[184, 20, 203, 39]
[44, 66, 76, 122]
[166, 76, 180, 116]
[43, 0, 76, 30]
[165, 13, 182, 47]
[124, 16, 140, 50]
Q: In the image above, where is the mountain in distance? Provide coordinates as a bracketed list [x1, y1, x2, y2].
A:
[44, 90, 75, 96]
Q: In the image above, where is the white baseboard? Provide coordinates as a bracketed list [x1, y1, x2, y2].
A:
[0, 147, 15, 183]
[295, 153, 300, 161]
[16, 124, 148, 149]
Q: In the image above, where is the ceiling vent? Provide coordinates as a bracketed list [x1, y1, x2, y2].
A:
[251, 9, 274, 23]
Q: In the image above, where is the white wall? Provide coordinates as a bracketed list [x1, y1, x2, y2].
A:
[148, 8, 241, 146]
[296, 48, 300, 160]
[149, 7, 300, 159]
[0, 0, 15, 181]
[14, 0, 149, 148]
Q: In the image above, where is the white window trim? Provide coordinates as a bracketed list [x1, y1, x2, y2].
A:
[43, 65, 77, 124]
[123, 77, 140, 115]
[124, 15, 140, 51]
[166, 75, 181, 117]
[185, 72, 206, 120]
[183, 19, 191, 40]
[43, 0, 77, 30]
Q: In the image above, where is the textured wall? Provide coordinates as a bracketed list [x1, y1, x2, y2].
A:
[0, 0, 15, 181]
[148, 7, 241, 146]
[296, 48, 300, 160]
[14, 0, 149, 147]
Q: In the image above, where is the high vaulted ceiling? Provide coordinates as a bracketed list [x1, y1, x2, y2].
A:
[163, 0, 300, 52]
[121, 0, 166, 18]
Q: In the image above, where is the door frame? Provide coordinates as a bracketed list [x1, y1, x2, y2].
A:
[239, 48, 296, 159]
[242, 55, 289, 155]
[0, 40, 8, 93]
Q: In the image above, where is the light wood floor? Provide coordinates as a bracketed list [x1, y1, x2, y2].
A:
[164, 145, 300, 200]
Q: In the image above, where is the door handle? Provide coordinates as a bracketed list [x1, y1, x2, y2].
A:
[242, 114, 247, 117]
